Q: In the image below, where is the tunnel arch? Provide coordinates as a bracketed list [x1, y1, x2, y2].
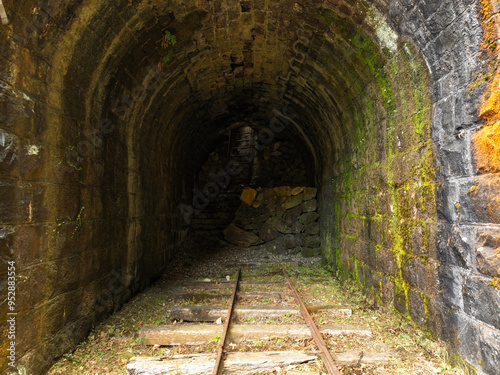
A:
[1, 0, 498, 373]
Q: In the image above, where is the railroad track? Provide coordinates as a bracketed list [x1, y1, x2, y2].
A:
[127, 262, 388, 374]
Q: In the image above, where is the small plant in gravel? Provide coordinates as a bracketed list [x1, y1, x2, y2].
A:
[210, 333, 221, 344]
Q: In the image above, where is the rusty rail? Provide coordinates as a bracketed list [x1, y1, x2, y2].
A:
[212, 268, 241, 375]
[283, 268, 341, 375]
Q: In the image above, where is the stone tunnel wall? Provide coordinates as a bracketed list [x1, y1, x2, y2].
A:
[316, 1, 500, 373]
[317, 11, 440, 331]
[0, 0, 499, 374]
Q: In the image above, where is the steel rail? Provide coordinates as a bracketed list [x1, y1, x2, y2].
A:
[212, 268, 241, 375]
[283, 268, 341, 375]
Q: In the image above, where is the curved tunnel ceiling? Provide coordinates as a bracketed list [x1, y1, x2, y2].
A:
[41, 0, 428, 190]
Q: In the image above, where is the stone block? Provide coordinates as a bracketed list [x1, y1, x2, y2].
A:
[302, 199, 317, 213]
[408, 290, 426, 328]
[391, 151, 419, 186]
[266, 217, 288, 234]
[295, 234, 305, 247]
[283, 234, 296, 249]
[410, 225, 425, 257]
[298, 212, 319, 225]
[283, 204, 303, 226]
[240, 187, 257, 205]
[12, 224, 44, 265]
[223, 223, 262, 247]
[265, 238, 287, 254]
[303, 187, 317, 201]
[438, 136, 470, 178]
[257, 223, 279, 242]
[273, 186, 291, 196]
[479, 323, 500, 375]
[475, 229, 500, 278]
[472, 121, 500, 174]
[290, 186, 304, 195]
[255, 188, 275, 204]
[40, 295, 66, 339]
[0, 182, 29, 223]
[380, 276, 394, 305]
[436, 180, 461, 223]
[289, 221, 304, 234]
[0, 226, 15, 260]
[305, 221, 319, 235]
[375, 247, 397, 275]
[469, 174, 500, 224]
[440, 267, 465, 310]
[402, 258, 439, 296]
[463, 274, 500, 330]
[282, 194, 303, 209]
[0, 130, 19, 180]
[19, 139, 50, 182]
[0, 88, 33, 128]
[234, 203, 256, 226]
[368, 219, 385, 244]
[394, 285, 408, 315]
[455, 313, 482, 369]
[436, 223, 474, 269]
[304, 235, 320, 249]
[15, 307, 42, 351]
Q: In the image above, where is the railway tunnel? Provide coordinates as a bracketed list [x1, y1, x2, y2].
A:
[1, 0, 500, 373]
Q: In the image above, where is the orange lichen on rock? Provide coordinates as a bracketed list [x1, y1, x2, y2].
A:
[479, 0, 500, 53]
[474, 0, 500, 173]
[472, 121, 500, 172]
[479, 69, 500, 122]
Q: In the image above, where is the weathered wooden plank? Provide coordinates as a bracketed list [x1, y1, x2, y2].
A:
[171, 291, 284, 302]
[126, 351, 316, 375]
[168, 305, 352, 322]
[359, 351, 391, 365]
[127, 350, 390, 374]
[225, 260, 300, 267]
[140, 324, 372, 346]
[180, 281, 283, 289]
[140, 324, 222, 346]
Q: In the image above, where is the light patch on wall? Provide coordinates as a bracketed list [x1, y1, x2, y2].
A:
[27, 145, 39, 155]
[365, 5, 398, 53]
[0, 0, 9, 25]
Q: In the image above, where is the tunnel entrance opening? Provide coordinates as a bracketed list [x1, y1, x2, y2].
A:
[2, 0, 500, 373]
